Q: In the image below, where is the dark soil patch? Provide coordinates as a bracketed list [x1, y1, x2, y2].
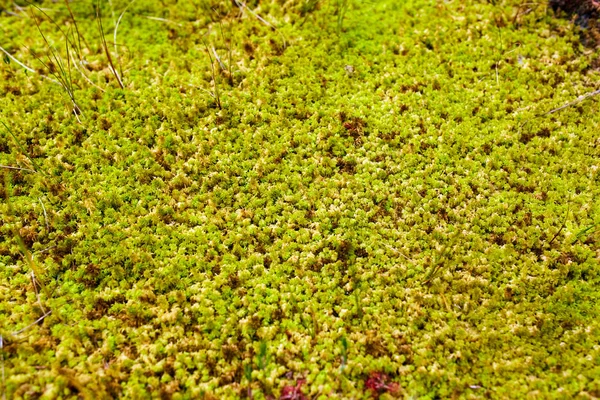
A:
[550, 0, 600, 47]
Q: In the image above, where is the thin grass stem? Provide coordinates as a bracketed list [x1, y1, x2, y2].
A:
[62, 0, 91, 58]
[1, 121, 45, 175]
[38, 197, 50, 232]
[11, 310, 52, 337]
[234, 0, 287, 49]
[143, 16, 184, 26]
[201, 38, 222, 109]
[211, 46, 226, 71]
[546, 88, 600, 115]
[96, 2, 124, 89]
[30, 8, 82, 117]
[114, 0, 136, 79]
[30, 272, 47, 314]
[69, 53, 105, 92]
[0, 165, 38, 173]
[0, 45, 59, 84]
[218, 20, 234, 85]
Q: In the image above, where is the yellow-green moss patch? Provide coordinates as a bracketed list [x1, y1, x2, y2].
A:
[1, 0, 599, 398]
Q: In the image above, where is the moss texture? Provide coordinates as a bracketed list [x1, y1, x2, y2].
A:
[0, 0, 599, 398]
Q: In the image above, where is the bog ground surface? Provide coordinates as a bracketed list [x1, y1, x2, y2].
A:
[1, 0, 599, 399]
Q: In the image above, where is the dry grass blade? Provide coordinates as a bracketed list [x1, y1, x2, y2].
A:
[15, 236, 50, 299]
[202, 38, 222, 109]
[211, 46, 226, 71]
[114, 0, 136, 80]
[218, 20, 234, 85]
[0, 165, 38, 173]
[96, 1, 124, 89]
[1, 121, 44, 175]
[30, 272, 47, 314]
[29, 8, 82, 119]
[234, 0, 287, 49]
[62, 0, 91, 58]
[0, 45, 59, 84]
[143, 16, 184, 26]
[69, 52, 106, 92]
[10, 311, 52, 337]
[545, 88, 600, 115]
[38, 197, 50, 232]
[0, 46, 36, 73]
[519, 88, 600, 131]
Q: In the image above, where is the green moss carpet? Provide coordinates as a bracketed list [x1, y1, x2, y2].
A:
[0, 0, 599, 398]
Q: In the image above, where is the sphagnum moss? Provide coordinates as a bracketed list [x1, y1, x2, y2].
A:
[1, 0, 600, 399]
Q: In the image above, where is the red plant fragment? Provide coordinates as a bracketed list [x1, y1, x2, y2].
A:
[365, 371, 400, 395]
[280, 379, 307, 400]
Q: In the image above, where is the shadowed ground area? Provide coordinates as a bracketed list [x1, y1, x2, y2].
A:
[550, 0, 600, 48]
[0, 0, 599, 398]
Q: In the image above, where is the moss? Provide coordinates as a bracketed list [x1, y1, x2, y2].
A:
[1, 0, 600, 398]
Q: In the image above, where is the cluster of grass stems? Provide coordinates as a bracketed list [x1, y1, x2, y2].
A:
[0, 1, 129, 121]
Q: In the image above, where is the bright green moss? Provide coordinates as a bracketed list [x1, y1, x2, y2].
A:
[1, 0, 600, 398]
